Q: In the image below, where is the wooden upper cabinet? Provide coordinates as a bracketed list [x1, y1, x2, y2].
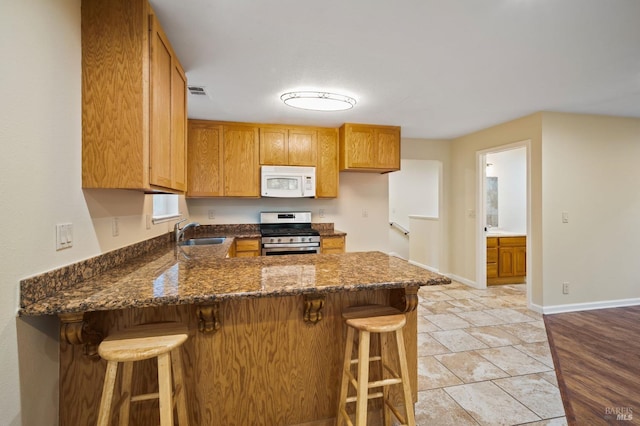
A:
[81, 0, 187, 193]
[187, 120, 337, 198]
[288, 128, 317, 166]
[223, 125, 260, 197]
[187, 121, 260, 197]
[259, 126, 317, 166]
[259, 127, 288, 165]
[339, 123, 401, 173]
[187, 121, 223, 197]
[316, 128, 339, 198]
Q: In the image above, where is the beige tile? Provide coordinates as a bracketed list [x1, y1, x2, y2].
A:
[420, 300, 463, 314]
[424, 313, 471, 330]
[417, 356, 463, 390]
[421, 291, 455, 301]
[499, 322, 549, 343]
[514, 341, 554, 368]
[485, 308, 539, 323]
[514, 307, 544, 319]
[441, 289, 480, 299]
[456, 310, 507, 326]
[535, 371, 560, 387]
[473, 295, 521, 309]
[417, 314, 442, 332]
[446, 298, 492, 312]
[494, 374, 565, 419]
[435, 352, 509, 383]
[415, 389, 480, 425]
[519, 417, 568, 426]
[430, 329, 489, 352]
[466, 326, 524, 347]
[445, 381, 541, 425]
[417, 332, 450, 356]
[476, 346, 552, 376]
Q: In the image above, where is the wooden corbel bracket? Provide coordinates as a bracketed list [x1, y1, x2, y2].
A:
[390, 285, 420, 313]
[303, 294, 326, 325]
[58, 312, 103, 358]
[196, 303, 221, 334]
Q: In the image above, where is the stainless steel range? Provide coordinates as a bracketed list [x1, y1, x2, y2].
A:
[260, 211, 320, 256]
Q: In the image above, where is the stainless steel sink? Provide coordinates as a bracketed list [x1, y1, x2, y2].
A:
[178, 237, 226, 246]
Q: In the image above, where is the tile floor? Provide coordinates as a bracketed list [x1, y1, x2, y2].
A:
[413, 282, 567, 426]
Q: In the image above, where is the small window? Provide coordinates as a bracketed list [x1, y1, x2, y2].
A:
[152, 194, 180, 223]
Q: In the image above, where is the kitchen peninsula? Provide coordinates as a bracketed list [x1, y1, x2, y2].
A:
[20, 232, 450, 425]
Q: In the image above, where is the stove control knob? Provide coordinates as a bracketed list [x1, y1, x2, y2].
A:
[289, 238, 294, 243]
[270, 238, 275, 243]
[277, 238, 281, 243]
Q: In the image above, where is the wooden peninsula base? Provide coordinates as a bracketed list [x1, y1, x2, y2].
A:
[60, 288, 419, 425]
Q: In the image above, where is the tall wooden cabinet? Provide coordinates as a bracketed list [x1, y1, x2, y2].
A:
[316, 129, 339, 198]
[187, 121, 260, 198]
[339, 123, 401, 173]
[82, 0, 187, 193]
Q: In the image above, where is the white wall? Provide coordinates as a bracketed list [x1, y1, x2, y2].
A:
[541, 112, 640, 309]
[486, 147, 526, 234]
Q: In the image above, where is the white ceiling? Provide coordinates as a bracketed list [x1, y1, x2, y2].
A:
[149, 0, 640, 139]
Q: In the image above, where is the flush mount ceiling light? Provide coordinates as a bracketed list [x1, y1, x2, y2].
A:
[280, 91, 356, 111]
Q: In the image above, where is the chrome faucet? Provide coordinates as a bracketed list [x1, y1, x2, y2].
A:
[174, 219, 200, 242]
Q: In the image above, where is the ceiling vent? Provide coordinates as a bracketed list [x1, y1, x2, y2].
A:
[187, 86, 209, 97]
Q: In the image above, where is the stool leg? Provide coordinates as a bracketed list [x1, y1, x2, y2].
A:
[355, 330, 370, 426]
[337, 326, 355, 426]
[118, 361, 133, 426]
[157, 352, 175, 426]
[97, 361, 119, 426]
[380, 333, 391, 426]
[171, 348, 189, 425]
[395, 328, 416, 426]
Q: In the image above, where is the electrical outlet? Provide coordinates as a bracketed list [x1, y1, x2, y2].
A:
[208, 209, 216, 220]
[562, 282, 569, 294]
[319, 209, 325, 218]
[562, 211, 569, 223]
[362, 209, 368, 218]
[146, 214, 152, 230]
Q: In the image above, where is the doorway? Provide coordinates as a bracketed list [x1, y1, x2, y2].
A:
[476, 141, 531, 296]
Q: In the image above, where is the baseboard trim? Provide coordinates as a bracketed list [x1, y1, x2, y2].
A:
[542, 298, 640, 315]
[408, 259, 439, 273]
[444, 273, 479, 289]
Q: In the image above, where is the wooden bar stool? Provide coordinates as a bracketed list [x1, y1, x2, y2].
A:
[96, 323, 190, 426]
[337, 305, 416, 426]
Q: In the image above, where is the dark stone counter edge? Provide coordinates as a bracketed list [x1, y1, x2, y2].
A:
[18, 277, 451, 317]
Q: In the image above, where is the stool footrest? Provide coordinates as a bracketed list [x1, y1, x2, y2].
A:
[130, 392, 159, 403]
[350, 355, 381, 365]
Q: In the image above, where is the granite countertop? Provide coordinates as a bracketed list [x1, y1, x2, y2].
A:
[19, 243, 449, 316]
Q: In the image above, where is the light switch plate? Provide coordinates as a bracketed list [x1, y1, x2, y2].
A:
[56, 223, 73, 250]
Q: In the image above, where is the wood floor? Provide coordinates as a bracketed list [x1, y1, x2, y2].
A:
[544, 306, 640, 425]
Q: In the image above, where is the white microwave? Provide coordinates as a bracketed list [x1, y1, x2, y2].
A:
[261, 166, 316, 198]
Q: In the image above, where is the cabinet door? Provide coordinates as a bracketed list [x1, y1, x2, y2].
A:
[343, 125, 375, 168]
[514, 246, 527, 276]
[316, 129, 339, 198]
[149, 14, 173, 189]
[375, 127, 400, 170]
[498, 247, 515, 277]
[260, 127, 288, 165]
[321, 236, 345, 254]
[223, 125, 260, 197]
[171, 61, 187, 191]
[288, 128, 317, 166]
[187, 121, 223, 197]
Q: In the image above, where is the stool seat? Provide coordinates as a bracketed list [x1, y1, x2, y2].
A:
[97, 322, 190, 426]
[345, 313, 406, 334]
[99, 323, 188, 362]
[337, 304, 416, 426]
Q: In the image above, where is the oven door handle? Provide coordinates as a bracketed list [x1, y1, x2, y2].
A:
[262, 242, 320, 248]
